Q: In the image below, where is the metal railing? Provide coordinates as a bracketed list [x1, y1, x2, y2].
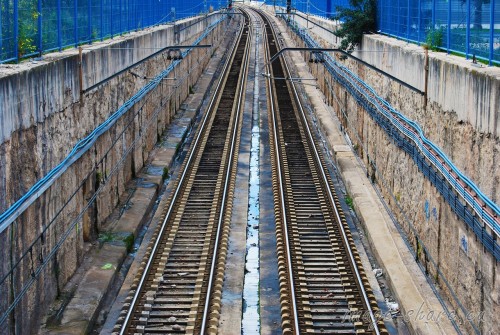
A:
[377, 0, 500, 65]
[283, 14, 500, 259]
[0, 0, 225, 63]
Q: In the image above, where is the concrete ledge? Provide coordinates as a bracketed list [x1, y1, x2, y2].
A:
[41, 70, 204, 335]
[44, 244, 127, 335]
[109, 186, 159, 240]
[335, 152, 454, 334]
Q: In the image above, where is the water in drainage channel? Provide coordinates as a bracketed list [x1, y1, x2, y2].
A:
[242, 21, 261, 334]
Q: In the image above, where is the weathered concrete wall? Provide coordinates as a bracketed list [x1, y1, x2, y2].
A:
[290, 13, 500, 203]
[284, 17, 499, 335]
[0, 13, 227, 335]
[353, 36, 500, 204]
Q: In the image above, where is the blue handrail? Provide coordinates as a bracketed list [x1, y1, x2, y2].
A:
[288, 19, 500, 242]
[0, 15, 225, 234]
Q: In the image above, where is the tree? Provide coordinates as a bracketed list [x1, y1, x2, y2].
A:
[468, 0, 489, 29]
[332, 0, 376, 52]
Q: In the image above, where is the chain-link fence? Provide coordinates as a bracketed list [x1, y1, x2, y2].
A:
[378, 0, 499, 65]
[0, 0, 223, 63]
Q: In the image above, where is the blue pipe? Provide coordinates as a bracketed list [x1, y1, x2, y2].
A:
[288, 19, 500, 248]
[0, 15, 226, 234]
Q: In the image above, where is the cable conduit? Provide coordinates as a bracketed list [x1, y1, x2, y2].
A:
[0, 15, 226, 235]
[286, 19, 499, 260]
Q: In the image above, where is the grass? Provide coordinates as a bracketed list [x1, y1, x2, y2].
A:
[98, 231, 135, 252]
[345, 194, 354, 210]
[98, 231, 115, 243]
[162, 167, 170, 181]
[449, 51, 493, 66]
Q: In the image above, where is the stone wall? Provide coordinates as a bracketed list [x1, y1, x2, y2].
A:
[284, 16, 499, 335]
[0, 13, 227, 335]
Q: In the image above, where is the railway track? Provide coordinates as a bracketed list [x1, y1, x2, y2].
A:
[256, 9, 388, 334]
[112, 5, 387, 334]
[113, 11, 250, 335]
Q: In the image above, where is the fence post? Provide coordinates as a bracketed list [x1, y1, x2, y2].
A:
[418, 0, 421, 44]
[397, 0, 401, 37]
[406, 0, 410, 41]
[88, 0, 92, 43]
[74, 0, 78, 47]
[100, 0, 103, 40]
[0, 2, 2, 59]
[119, 0, 122, 35]
[379, 0, 383, 33]
[14, 0, 18, 61]
[432, 0, 435, 28]
[110, 0, 113, 37]
[447, 0, 451, 53]
[127, 0, 130, 32]
[38, 0, 42, 56]
[57, 0, 62, 50]
[489, 0, 494, 65]
[466, 0, 470, 59]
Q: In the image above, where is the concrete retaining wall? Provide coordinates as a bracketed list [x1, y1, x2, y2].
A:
[0, 14, 226, 334]
[284, 16, 499, 335]
[353, 36, 500, 204]
[289, 12, 500, 203]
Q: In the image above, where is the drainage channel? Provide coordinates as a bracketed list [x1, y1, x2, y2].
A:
[242, 17, 261, 334]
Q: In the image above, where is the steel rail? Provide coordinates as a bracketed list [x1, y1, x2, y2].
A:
[118, 18, 245, 335]
[199, 8, 250, 333]
[275, 21, 382, 335]
[257, 9, 301, 334]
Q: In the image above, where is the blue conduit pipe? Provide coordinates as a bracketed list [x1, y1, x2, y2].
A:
[284, 17, 500, 260]
[0, 15, 226, 234]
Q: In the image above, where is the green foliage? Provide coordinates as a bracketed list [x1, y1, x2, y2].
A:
[332, 0, 376, 52]
[98, 232, 135, 252]
[17, 1, 39, 57]
[416, 239, 423, 261]
[98, 231, 115, 243]
[96, 171, 103, 188]
[123, 234, 135, 252]
[424, 27, 443, 51]
[18, 29, 37, 57]
[162, 167, 170, 181]
[345, 194, 354, 210]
